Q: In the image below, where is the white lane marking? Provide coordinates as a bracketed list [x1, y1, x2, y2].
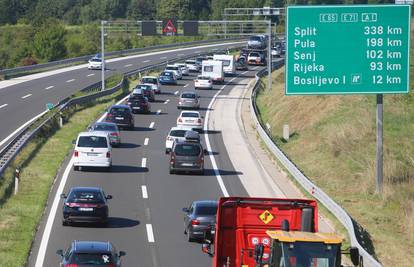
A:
[142, 157, 147, 168]
[144, 138, 149, 146]
[87, 74, 95, 77]
[156, 109, 161, 115]
[0, 104, 8, 109]
[174, 90, 179, 95]
[164, 99, 170, 104]
[34, 94, 130, 267]
[160, 56, 167, 59]
[66, 79, 75, 83]
[195, 51, 201, 53]
[143, 59, 150, 63]
[21, 94, 32, 99]
[183, 84, 189, 88]
[124, 64, 133, 67]
[146, 224, 155, 243]
[45, 86, 54, 90]
[141, 185, 148, 199]
[177, 53, 185, 56]
[149, 122, 155, 129]
[203, 70, 249, 197]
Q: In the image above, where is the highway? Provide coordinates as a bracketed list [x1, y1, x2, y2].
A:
[27, 64, 264, 266]
[0, 41, 242, 152]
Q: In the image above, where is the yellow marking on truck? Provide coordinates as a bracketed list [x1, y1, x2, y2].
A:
[259, 210, 274, 224]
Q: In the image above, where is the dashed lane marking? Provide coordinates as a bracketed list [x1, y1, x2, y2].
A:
[164, 99, 170, 104]
[87, 74, 95, 77]
[21, 94, 32, 99]
[149, 122, 155, 129]
[146, 224, 155, 243]
[0, 104, 8, 109]
[124, 64, 133, 67]
[66, 79, 75, 83]
[174, 91, 179, 95]
[144, 138, 149, 146]
[141, 185, 148, 199]
[142, 158, 147, 168]
[45, 86, 54, 90]
[156, 109, 161, 115]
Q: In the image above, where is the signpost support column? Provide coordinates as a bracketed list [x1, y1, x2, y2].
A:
[101, 20, 106, 91]
[376, 94, 383, 194]
[267, 20, 272, 90]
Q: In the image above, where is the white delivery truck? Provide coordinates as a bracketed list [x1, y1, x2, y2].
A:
[213, 54, 236, 76]
[201, 60, 224, 84]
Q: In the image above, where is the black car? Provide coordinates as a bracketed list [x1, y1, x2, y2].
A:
[169, 141, 204, 175]
[235, 56, 248, 71]
[133, 84, 155, 102]
[127, 95, 151, 114]
[105, 105, 134, 130]
[57, 240, 125, 267]
[182, 200, 218, 242]
[61, 187, 112, 226]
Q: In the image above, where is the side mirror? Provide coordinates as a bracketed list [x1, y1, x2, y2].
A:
[56, 249, 63, 256]
[254, 244, 264, 264]
[60, 194, 67, 199]
[71, 140, 76, 145]
[182, 207, 189, 213]
[106, 195, 113, 200]
[119, 251, 126, 257]
[350, 247, 360, 266]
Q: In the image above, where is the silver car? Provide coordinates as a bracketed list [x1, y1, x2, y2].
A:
[182, 200, 218, 242]
[89, 122, 121, 147]
[177, 91, 200, 110]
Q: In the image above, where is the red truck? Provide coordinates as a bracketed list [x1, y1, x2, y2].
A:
[202, 197, 361, 267]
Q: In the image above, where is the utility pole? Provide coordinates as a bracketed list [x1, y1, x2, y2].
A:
[101, 20, 106, 91]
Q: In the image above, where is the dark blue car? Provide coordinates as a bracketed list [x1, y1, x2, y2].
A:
[159, 71, 177, 85]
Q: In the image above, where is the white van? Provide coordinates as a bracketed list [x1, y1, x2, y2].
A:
[213, 54, 236, 76]
[201, 60, 224, 84]
[73, 132, 112, 171]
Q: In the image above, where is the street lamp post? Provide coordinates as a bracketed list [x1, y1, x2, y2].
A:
[101, 20, 106, 91]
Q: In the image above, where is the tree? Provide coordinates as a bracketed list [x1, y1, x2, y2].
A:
[33, 22, 67, 61]
[127, 0, 156, 20]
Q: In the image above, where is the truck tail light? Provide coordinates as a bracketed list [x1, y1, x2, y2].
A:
[191, 219, 200, 225]
[73, 150, 79, 157]
[106, 151, 111, 158]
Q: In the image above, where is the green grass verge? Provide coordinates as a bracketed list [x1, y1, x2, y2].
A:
[255, 67, 414, 266]
[0, 80, 131, 266]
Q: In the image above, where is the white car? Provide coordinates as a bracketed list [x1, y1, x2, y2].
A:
[73, 132, 112, 171]
[194, 75, 213, 90]
[176, 63, 189, 76]
[165, 65, 183, 79]
[141, 76, 160, 94]
[165, 126, 187, 153]
[87, 57, 104, 70]
[185, 60, 200, 72]
[177, 111, 203, 132]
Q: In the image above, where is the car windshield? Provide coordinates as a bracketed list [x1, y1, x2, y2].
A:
[174, 144, 201, 156]
[93, 124, 116, 132]
[195, 205, 217, 215]
[142, 78, 157, 84]
[250, 36, 261, 42]
[110, 107, 129, 115]
[170, 129, 187, 137]
[67, 190, 104, 204]
[249, 53, 259, 57]
[77, 136, 107, 148]
[181, 112, 199, 118]
[90, 58, 101, 62]
[181, 93, 196, 99]
[186, 60, 195, 64]
[71, 253, 113, 264]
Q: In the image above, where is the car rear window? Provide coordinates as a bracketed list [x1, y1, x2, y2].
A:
[186, 60, 195, 64]
[250, 36, 262, 42]
[174, 144, 201, 156]
[94, 124, 116, 131]
[198, 76, 210, 80]
[195, 205, 218, 215]
[249, 53, 259, 57]
[181, 112, 199, 118]
[181, 93, 196, 99]
[136, 85, 151, 90]
[162, 72, 172, 76]
[90, 58, 101, 62]
[77, 136, 108, 148]
[110, 107, 129, 115]
[166, 66, 179, 71]
[70, 253, 113, 264]
[170, 130, 187, 137]
[67, 191, 104, 204]
[142, 78, 157, 84]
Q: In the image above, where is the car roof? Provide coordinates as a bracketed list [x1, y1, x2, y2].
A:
[181, 91, 196, 95]
[193, 200, 218, 207]
[180, 110, 200, 115]
[94, 122, 117, 126]
[142, 76, 157, 79]
[166, 64, 178, 67]
[78, 131, 108, 137]
[69, 187, 102, 193]
[71, 241, 113, 253]
[110, 104, 130, 109]
[169, 126, 186, 132]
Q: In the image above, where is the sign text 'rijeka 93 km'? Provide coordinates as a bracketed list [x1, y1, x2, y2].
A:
[285, 5, 411, 95]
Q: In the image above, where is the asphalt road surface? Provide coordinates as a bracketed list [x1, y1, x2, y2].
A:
[28, 64, 263, 266]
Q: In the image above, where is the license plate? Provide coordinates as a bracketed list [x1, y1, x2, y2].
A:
[133, 107, 140, 109]
[115, 117, 123, 120]
[79, 208, 93, 211]
[87, 153, 98, 156]
[182, 163, 193, 166]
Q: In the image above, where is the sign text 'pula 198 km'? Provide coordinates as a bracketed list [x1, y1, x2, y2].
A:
[286, 5, 411, 95]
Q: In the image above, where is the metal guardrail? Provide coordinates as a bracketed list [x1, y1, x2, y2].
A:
[0, 48, 229, 178]
[0, 37, 245, 77]
[250, 61, 382, 267]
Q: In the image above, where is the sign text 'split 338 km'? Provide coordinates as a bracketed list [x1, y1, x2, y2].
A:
[286, 5, 411, 95]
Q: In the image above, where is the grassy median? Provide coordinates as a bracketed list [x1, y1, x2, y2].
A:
[0, 83, 128, 266]
[255, 67, 414, 266]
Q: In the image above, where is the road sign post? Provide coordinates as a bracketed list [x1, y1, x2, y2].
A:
[286, 5, 411, 194]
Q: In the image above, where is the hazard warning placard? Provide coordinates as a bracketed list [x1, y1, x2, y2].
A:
[162, 19, 177, 36]
[259, 210, 274, 224]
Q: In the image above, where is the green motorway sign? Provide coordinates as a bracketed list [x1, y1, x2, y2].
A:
[286, 5, 411, 95]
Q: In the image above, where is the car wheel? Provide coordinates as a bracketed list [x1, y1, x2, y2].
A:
[73, 166, 79, 171]
[105, 166, 112, 172]
[198, 169, 205, 175]
[169, 168, 175, 174]
[187, 230, 195, 242]
[62, 220, 69, 226]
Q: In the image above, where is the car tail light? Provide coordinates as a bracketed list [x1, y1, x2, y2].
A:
[191, 219, 200, 225]
[178, 118, 183, 123]
[65, 264, 78, 267]
[197, 119, 202, 123]
[110, 132, 118, 137]
[195, 80, 198, 83]
[73, 150, 79, 157]
[106, 152, 111, 158]
[167, 136, 173, 141]
[65, 203, 79, 208]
